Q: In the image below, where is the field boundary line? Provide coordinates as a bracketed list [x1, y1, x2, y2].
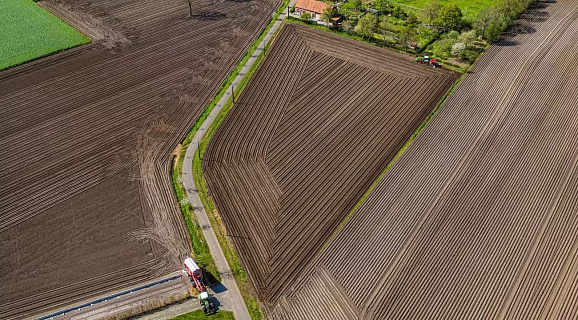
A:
[176, 1, 293, 319]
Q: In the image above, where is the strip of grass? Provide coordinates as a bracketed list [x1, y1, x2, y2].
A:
[173, 148, 220, 282]
[173, 1, 288, 319]
[169, 309, 235, 320]
[0, 0, 89, 70]
[192, 29, 276, 320]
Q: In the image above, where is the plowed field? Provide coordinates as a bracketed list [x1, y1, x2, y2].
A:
[0, 0, 279, 318]
[266, 1, 578, 319]
[203, 23, 457, 306]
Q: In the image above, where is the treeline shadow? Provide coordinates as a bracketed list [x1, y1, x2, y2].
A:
[496, 0, 554, 46]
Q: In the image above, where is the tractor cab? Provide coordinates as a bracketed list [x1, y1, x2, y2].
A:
[199, 290, 215, 315]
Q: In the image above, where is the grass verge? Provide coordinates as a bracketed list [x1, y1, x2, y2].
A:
[191, 26, 278, 320]
[173, 147, 220, 282]
[169, 309, 235, 320]
[172, 1, 288, 319]
[0, 0, 89, 70]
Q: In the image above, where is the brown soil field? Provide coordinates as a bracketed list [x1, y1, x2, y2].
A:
[265, 1, 578, 319]
[0, 0, 279, 318]
[202, 23, 458, 307]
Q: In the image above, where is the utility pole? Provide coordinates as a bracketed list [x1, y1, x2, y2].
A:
[187, 0, 193, 17]
[287, 5, 290, 19]
[231, 85, 235, 104]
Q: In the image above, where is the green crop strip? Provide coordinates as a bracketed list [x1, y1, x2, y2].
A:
[0, 0, 89, 70]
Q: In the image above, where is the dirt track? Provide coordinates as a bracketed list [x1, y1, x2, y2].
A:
[265, 1, 578, 319]
[203, 23, 457, 307]
[0, 0, 279, 318]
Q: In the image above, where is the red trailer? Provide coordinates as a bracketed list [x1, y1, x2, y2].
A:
[184, 258, 206, 291]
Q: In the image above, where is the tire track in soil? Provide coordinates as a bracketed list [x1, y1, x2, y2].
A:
[202, 23, 458, 309]
[0, 0, 280, 318]
[265, 1, 578, 319]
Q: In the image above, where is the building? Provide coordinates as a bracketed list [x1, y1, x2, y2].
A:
[294, 0, 332, 22]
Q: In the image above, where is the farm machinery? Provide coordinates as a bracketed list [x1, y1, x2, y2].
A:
[184, 257, 206, 291]
[416, 56, 440, 68]
[198, 290, 216, 315]
[184, 257, 216, 315]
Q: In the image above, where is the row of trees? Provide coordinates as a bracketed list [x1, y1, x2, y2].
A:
[298, 0, 536, 62]
[430, 0, 536, 60]
[342, 12, 416, 52]
[425, 0, 536, 42]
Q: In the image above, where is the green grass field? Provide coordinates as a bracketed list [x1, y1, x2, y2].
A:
[169, 310, 235, 320]
[392, 0, 495, 17]
[0, 0, 89, 70]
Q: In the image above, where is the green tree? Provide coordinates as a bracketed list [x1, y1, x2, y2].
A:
[352, 0, 363, 11]
[375, 0, 389, 14]
[436, 4, 463, 31]
[458, 30, 476, 48]
[486, 16, 508, 43]
[301, 12, 312, 21]
[378, 16, 390, 47]
[496, 0, 525, 19]
[321, 6, 334, 25]
[421, 0, 442, 25]
[451, 42, 466, 58]
[355, 13, 378, 40]
[473, 8, 499, 40]
[398, 26, 416, 52]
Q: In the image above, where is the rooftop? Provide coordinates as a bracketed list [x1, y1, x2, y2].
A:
[295, 0, 331, 14]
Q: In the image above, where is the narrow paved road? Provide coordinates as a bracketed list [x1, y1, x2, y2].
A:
[180, 3, 295, 319]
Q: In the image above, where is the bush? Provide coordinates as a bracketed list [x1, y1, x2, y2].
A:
[392, 7, 407, 19]
[445, 30, 460, 40]
[341, 20, 356, 34]
[406, 13, 419, 26]
[432, 38, 455, 59]
[451, 42, 466, 57]
[301, 12, 312, 21]
[462, 48, 480, 62]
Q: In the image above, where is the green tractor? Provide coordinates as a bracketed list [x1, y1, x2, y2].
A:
[415, 56, 440, 68]
[198, 290, 215, 315]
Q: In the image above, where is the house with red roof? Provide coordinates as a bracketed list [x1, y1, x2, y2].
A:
[295, 0, 333, 22]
